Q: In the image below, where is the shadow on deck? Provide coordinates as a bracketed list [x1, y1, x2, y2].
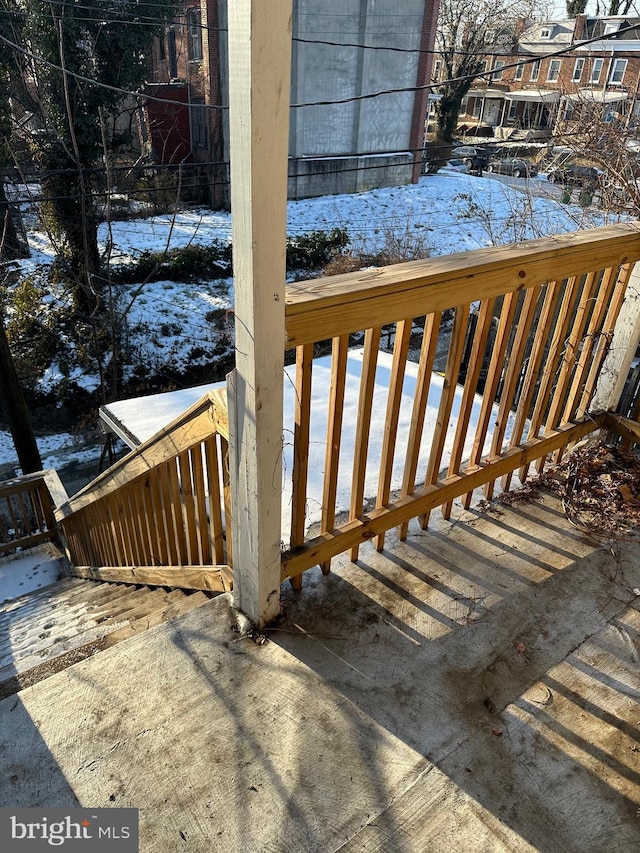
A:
[1, 489, 638, 852]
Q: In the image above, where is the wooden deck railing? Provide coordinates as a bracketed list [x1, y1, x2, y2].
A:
[281, 223, 640, 584]
[0, 470, 67, 556]
[55, 390, 232, 594]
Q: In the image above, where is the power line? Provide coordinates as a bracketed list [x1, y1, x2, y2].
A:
[2, 15, 639, 114]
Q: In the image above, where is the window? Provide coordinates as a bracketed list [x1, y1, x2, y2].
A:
[572, 57, 585, 82]
[604, 22, 620, 35]
[589, 57, 604, 83]
[491, 60, 505, 81]
[191, 100, 207, 148]
[472, 99, 482, 119]
[157, 34, 165, 61]
[432, 59, 441, 82]
[530, 60, 541, 82]
[610, 58, 627, 84]
[540, 27, 551, 39]
[546, 59, 561, 82]
[187, 7, 203, 62]
[514, 62, 524, 81]
[168, 28, 177, 78]
[477, 59, 488, 75]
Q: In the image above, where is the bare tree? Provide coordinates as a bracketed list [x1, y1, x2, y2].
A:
[554, 90, 640, 216]
[433, 0, 549, 143]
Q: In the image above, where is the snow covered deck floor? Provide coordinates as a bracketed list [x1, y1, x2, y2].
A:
[2, 491, 639, 851]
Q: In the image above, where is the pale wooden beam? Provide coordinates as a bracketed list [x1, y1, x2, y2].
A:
[590, 261, 640, 414]
[227, 0, 292, 627]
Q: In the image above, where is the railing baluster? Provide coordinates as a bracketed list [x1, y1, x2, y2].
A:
[349, 326, 381, 561]
[530, 276, 583, 475]
[443, 298, 496, 518]
[545, 272, 599, 465]
[191, 444, 210, 565]
[575, 263, 633, 420]
[502, 281, 560, 491]
[320, 334, 349, 574]
[461, 292, 520, 508]
[290, 343, 314, 590]
[484, 287, 540, 499]
[398, 311, 440, 541]
[178, 451, 198, 565]
[374, 319, 412, 552]
[204, 435, 225, 565]
[421, 303, 470, 528]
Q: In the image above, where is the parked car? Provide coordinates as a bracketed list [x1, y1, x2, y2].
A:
[547, 164, 600, 189]
[485, 158, 538, 178]
[451, 145, 495, 170]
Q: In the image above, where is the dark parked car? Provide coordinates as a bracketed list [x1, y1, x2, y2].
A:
[451, 145, 494, 170]
[486, 158, 538, 178]
[547, 164, 600, 188]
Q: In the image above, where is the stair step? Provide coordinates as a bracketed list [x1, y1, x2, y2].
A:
[0, 570, 214, 698]
[0, 590, 210, 699]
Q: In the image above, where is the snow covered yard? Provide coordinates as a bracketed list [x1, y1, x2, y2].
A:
[0, 168, 621, 480]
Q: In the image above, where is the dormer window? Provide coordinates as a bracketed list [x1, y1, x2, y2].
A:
[604, 22, 620, 35]
[540, 27, 552, 39]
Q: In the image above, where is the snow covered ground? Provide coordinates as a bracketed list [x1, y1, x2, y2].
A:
[0, 166, 620, 479]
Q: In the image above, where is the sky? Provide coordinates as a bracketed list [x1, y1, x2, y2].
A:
[0, 164, 621, 494]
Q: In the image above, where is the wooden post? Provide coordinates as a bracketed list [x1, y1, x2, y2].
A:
[226, 0, 292, 627]
[591, 262, 640, 413]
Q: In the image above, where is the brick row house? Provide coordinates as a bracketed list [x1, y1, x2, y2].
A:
[143, 0, 441, 207]
[452, 15, 640, 142]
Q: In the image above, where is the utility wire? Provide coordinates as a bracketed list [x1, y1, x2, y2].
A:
[1, 21, 639, 113]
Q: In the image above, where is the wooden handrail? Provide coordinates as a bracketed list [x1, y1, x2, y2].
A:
[280, 223, 640, 583]
[56, 389, 228, 519]
[285, 223, 640, 347]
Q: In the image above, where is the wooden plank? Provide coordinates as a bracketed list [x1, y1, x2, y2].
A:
[320, 334, 349, 574]
[374, 319, 412, 552]
[178, 451, 198, 565]
[204, 435, 225, 565]
[529, 276, 582, 475]
[558, 266, 618, 426]
[156, 461, 180, 566]
[285, 224, 640, 348]
[70, 565, 232, 594]
[191, 444, 211, 565]
[0, 529, 57, 555]
[281, 413, 606, 579]
[349, 326, 381, 561]
[575, 264, 631, 420]
[146, 467, 169, 567]
[443, 298, 496, 518]
[501, 280, 561, 492]
[546, 272, 601, 465]
[289, 344, 314, 562]
[219, 435, 233, 568]
[462, 291, 519, 509]
[602, 413, 640, 444]
[134, 477, 156, 566]
[398, 311, 440, 540]
[421, 304, 470, 529]
[484, 287, 539, 499]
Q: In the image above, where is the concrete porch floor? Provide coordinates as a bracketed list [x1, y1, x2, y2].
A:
[1, 490, 639, 852]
